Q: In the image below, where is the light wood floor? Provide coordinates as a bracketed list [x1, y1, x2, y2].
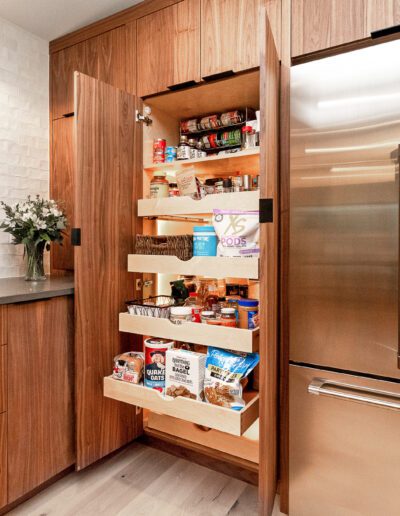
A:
[9, 443, 284, 515]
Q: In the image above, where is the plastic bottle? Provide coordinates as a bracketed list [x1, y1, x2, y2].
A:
[184, 292, 203, 323]
[205, 285, 219, 312]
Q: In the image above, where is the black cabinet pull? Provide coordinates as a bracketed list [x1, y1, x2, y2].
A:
[259, 198, 273, 224]
[63, 112, 74, 118]
[71, 228, 81, 246]
[202, 70, 235, 82]
[167, 80, 198, 91]
[371, 24, 400, 39]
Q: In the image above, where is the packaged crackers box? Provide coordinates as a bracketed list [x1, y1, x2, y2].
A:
[165, 349, 206, 401]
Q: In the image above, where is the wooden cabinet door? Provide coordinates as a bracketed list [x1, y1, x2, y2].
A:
[201, 0, 261, 79]
[51, 27, 126, 119]
[259, 10, 280, 516]
[0, 345, 5, 415]
[0, 413, 6, 509]
[292, 0, 400, 57]
[137, 0, 200, 97]
[74, 73, 142, 470]
[7, 297, 74, 503]
[51, 117, 74, 271]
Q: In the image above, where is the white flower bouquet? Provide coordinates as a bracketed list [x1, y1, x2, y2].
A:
[0, 195, 67, 280]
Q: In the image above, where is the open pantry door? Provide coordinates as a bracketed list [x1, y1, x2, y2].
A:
[258, 10, 280, 516]
[73, 73, 142, 470]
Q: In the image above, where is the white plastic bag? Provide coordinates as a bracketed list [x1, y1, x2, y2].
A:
[212, 209, 259, 257]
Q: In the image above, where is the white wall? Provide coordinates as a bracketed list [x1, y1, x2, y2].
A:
[0, 17, 49, 278]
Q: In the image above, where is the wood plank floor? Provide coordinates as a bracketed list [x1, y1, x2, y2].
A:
[9, 443, 285, 515]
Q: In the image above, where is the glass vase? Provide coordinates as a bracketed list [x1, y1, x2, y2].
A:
[24, 241, 46, 281]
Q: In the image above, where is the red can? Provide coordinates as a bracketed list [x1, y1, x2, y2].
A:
[153, 138, 166, 163]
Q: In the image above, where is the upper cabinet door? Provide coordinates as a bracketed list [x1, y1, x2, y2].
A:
[201, 0, 261, 79]
[292, 0, 400, 57]
[137, 0, 201, 97]
[74, 73, 142, 470]
[51, 27, 126, 119]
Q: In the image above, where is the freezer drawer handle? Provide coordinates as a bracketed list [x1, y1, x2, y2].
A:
[308, 378, 400, 411]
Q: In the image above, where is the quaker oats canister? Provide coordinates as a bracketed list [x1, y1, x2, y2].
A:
[144, 338, 174, 393]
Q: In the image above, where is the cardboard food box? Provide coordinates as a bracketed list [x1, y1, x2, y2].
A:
[165, 348, 206, 401]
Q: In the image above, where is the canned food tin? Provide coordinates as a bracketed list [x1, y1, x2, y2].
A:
[144, 337, 174, 393]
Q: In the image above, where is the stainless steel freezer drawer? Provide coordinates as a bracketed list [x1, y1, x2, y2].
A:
[289, 365, 400, 516]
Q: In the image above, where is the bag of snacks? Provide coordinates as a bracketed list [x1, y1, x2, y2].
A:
[204, 347, 259, 410]
[212, 209, 259, 258]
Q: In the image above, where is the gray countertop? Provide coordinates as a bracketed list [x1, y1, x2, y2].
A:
[0, 274, 74, 305]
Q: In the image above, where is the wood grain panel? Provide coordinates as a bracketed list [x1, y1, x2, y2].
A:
[90, 27, 126, 90]
[49, 0, 179, 54]
[0, 413, 6, 509]
[172, 0, 201, 87]
[366, 0, 400, 33]
[201, 0, 261, 78]
[74, 73, 142, 470]
[259, 9, 280, 516]
[126, 22, 137, 95]
[0, 346, 5, 415]
[279, 0, 291, 513]
[292, 0, 400, 57]
[0, 306, 6, 346]
[51, 117, 75, 271]
[137, 6, 172, 97]
[7, 297, 74, 503]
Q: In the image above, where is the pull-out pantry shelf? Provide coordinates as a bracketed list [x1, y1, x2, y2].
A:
[119, 312, 259, 353]
[138, 190, 259, 217]
[104, 377, 259, 436]
[128, 255, 259, 279]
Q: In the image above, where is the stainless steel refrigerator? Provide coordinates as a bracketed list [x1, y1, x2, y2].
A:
[289, 39, 400, 515]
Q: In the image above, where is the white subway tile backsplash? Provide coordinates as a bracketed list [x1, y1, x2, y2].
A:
[0, 16, 49, 278]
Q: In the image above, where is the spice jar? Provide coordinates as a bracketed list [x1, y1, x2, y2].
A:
[177, 135, 190, 160]
[201, 310, 220, 325]
[196, 141, 207, 158]
[169, 183, 180, 197]
[220, 308, 237, 327]
[215, 180, 224, 194]
[241, 126, 257, 149]
[223, 178, 233, 193]
[170, 306, 193, 324]
[232, 175, 243, 192]
[238, 299, 259, 329]
[188, 139, 197, 159]
[150, 171, 169, 198]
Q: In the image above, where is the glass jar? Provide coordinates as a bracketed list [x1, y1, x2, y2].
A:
[215, 180, 224, 194]
[205, 284, 219, 312]
[150, 171, 169, 198]
[196, 141, 207, 158]
[241, 126, 257, 149]
[177, 135, 190, 160]
[232, 175, 243, 192]
[188, 138, 197, 159]
[220, 307, 237, 327]
[170, 306, 192, 324]
[223, 178, 233, 193]
[201, 310, 220, 325]
[184, 292, 203, 323]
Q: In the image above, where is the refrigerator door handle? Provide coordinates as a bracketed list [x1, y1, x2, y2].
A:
[308, 378, 400, 411]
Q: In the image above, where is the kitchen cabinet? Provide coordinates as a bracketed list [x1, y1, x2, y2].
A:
[201, 0, 262, 79]
[74, 73, 141, 470]
[7, 296, 74, 504]
[137, 0, 201, 97]
[0, 414, 6, 509]
[0, 345, 5, 415]
[51, 117, 74, 271]
[51, 26, 126, 118]
[292, 0, 400, 57]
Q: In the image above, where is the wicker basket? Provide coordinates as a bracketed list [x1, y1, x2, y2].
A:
[135, 234, 193, 261]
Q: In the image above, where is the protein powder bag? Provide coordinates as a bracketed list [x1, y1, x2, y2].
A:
[212, 209, 259, 257]
[204, 347, 260, 410]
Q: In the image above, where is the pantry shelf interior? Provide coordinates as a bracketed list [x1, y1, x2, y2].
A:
[143, 147, 260, 174]
[104, 376, 259, 436]
[119, 312, 259, 353]
[127, 255, 259, 279]
[138, 190, 259, 217]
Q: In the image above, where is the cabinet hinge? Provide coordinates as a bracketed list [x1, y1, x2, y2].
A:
[136, 109, 152, 126]
[259, 198, 273, 223]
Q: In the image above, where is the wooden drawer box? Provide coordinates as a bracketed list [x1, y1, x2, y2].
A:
[104, 376, 258, 436]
